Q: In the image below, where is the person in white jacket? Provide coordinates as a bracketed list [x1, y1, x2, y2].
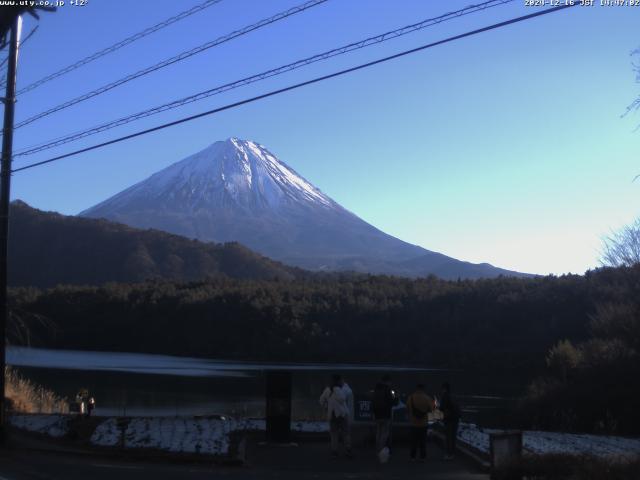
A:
[319, 374, 353, 457]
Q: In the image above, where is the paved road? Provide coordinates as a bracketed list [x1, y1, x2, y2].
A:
[0, 440, 488, 480]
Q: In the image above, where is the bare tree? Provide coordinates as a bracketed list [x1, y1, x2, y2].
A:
[605, 49, 640, 267]
[601, 218, 640, 267]
[546, 339, 582, 382]
[623, 47, 640, 121]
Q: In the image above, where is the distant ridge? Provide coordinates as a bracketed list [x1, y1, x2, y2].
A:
[9, 200, 298, 288]
[81, 138, 529, 279]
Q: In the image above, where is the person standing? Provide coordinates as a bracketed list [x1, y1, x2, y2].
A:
[372, 374, 395, 461]
[340, 376, 354, 453]
[439, 382, 461, 460]
[319, 374, 353, 458]
[75, 388, 89, 416]
[407, 384, 435, 461]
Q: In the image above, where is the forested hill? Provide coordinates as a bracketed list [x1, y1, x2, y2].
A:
[11, 265, 640, 377]
[8, 200, 300, 287]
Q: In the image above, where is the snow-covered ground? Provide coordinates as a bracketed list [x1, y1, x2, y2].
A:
[457, 423, 640, 459]
[90, 417, 328, 455]
[91, 417, 237, 455]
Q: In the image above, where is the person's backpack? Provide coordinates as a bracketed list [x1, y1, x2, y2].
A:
[410, 397, 429, 420]
[372, 384, 391, 416]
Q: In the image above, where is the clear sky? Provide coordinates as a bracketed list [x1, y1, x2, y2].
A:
[6, 0, 640, 276]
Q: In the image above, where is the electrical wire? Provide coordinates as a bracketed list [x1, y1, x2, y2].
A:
[11, 0, 328, 131]
[13, 0, 225, 95]
[13, 0, 514, 158]
[12, 4, 577, 174]
[0, 25, 37, 75]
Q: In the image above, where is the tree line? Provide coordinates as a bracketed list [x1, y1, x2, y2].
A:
[10, 271, 600, 369]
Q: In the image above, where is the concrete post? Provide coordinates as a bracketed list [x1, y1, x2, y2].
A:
[490, 430, 523, 480]
[265, 370, 292, 443]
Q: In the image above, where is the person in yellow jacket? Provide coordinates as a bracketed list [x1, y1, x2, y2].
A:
[406, 384, 435, 461]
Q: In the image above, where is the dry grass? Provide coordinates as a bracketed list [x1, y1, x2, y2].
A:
[4, 367, 68, 414]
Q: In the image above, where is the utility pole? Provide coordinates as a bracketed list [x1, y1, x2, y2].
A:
[0, 14, 21, 442]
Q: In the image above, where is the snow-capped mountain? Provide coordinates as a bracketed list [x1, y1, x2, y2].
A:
[80, 138, 526, 279]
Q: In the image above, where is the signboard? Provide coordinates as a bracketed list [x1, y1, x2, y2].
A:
[354, 393, 408, 423]
[354, 395, 374, 422]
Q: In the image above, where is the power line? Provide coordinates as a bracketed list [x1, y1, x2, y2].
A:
[0, 25, 37, 74]
[11, 0, 328, 131]
[13, 0, 515, 158]
[18, 24, 38, 47]
[12, 4, 577, 175]
[14, 0, 225, 95]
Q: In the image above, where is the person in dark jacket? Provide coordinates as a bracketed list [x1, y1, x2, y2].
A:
[439, 382, 460, 460]
[372, 374, 396, 459]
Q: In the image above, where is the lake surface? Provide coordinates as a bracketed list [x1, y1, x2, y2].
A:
[7, 346, 517, 425]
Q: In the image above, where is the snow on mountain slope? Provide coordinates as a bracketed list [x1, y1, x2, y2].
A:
[81, 138, 527, 279]
[86, 138, 334, 215]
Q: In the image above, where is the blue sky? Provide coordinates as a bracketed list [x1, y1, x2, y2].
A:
[7, 0, 640, 275]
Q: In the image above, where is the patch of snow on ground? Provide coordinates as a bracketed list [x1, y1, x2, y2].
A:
[457, 423, 490, 453]
[455, 423, 640, 458]
[523, 431, 640, 458]
[9, 415, 69, 438]
[90, 417, 236, 455]
[90, 417, 120, 446]
[122, 417, 234, 455]
[88, 417, 327, 455]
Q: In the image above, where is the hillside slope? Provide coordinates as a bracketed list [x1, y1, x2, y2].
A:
[9, 201, 298, 287]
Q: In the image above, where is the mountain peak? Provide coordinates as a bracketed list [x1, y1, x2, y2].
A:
[221, 136, 258, 153]
[81, 138, 335, 218]
[225, 136, 250, 145]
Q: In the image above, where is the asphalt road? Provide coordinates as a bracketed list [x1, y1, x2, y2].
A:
[0, 441, 489, 480]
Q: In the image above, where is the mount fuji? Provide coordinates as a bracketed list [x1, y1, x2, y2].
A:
[80, 138, 525, 279]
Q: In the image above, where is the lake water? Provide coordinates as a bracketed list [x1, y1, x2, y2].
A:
[7, 346, 517, 425]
